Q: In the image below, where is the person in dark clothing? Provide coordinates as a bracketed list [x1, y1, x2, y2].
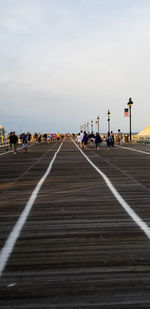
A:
[33, 132, 38, 143]
[37, 133, 41, 143]
[110, 131, 114, 147]
[27, 132, 31, 144]
[43, 133, 47, 142]
[83, 132, 88, 150]
[95, 132, 103, 150]
[9, 131, 18, 154]
[22, 133, 28, 152]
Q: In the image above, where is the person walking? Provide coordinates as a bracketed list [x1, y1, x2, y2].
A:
[80, 131, 84, 148]
[27, 132, 31, 145]
[95, 132, 103, 150]
[37, 133, 41, 143]
[117, 129, 123, 145]
[43, 132, 47, 143]
[50, 133, 53, 143]
[76, 133, 83, 148]
[9, 131, 18, 154]
[83, 132, 89, 150]
[33, 132, 38, 144]
[57, 133, 61, 142]
[110, 131, 114, 147]
[106, 131, 111, 150]
[22, 133, 28, 152]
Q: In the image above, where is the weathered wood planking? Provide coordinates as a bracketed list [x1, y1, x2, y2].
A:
[0, 140, 150, 308]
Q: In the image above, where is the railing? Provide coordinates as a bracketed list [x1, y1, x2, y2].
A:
[135, 136, 150, 146]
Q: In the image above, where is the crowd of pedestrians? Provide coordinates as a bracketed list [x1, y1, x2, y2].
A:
[33, 132, 64, 144]
[7, 129, 123, 154]
[75, 129, 123, 150]
[8, 132, 65, 154]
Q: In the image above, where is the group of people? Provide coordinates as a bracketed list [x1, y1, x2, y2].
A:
[33, 132, 64, 143]
[8, 132, 30, 154]
[8, 129, 123, 154]
[8, 131, 65, 154]
[76, 131, 102, 150]
[75, 129, 123, 150]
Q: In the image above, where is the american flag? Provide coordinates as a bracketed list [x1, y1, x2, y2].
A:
[124, 108, 129, 117]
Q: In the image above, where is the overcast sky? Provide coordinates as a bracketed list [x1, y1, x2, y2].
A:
[1, 0, 150, 133]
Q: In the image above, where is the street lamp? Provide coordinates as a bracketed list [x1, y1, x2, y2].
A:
[97, 116, 100, 133]
[107, 110, 111, 132]
[84, 124, 86, 132]
[91, 120, 93, 133]
[80, 125, 83, 132]
[87, 122, 89, 133]
[127, 97, 133, 141]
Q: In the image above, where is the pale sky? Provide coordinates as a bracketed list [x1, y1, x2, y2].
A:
[1, 0, 150, 133]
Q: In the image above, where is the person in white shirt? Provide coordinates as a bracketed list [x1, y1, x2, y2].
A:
[117, 129, 123, 145]
[76, 133, 83, 148]
[80, 131, 84, 141]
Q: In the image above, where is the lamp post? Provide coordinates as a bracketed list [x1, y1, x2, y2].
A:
[107, 110, 111, 132]
[91, 120, 93, 133]
[87, 122, 89, 133]
[80, 125, 83, 132]
[84, 124, 86, 132]
[127, 97, 133, 141]
[97, 116, 100, 133]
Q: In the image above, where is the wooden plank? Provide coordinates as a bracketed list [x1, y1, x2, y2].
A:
[0, 140, 150, 308]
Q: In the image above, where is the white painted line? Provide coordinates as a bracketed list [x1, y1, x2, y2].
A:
[117, 145, 150, 155]
[0, 141, 64, 276]
[72, 139, 150, 240]
[0, 144, 33, 156]
[7, 283, 16, 288]
[0, 147, 22, 156]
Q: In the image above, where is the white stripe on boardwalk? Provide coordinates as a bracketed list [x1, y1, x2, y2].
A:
[0, 141, 64, 276]
[0, 144, 34, 156]
[117, 145, 150, 155]
[0, 147, 23, 156]
[72, 139, 150, 240]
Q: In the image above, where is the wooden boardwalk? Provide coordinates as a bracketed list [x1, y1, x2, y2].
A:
[0, 139, 150, 308]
